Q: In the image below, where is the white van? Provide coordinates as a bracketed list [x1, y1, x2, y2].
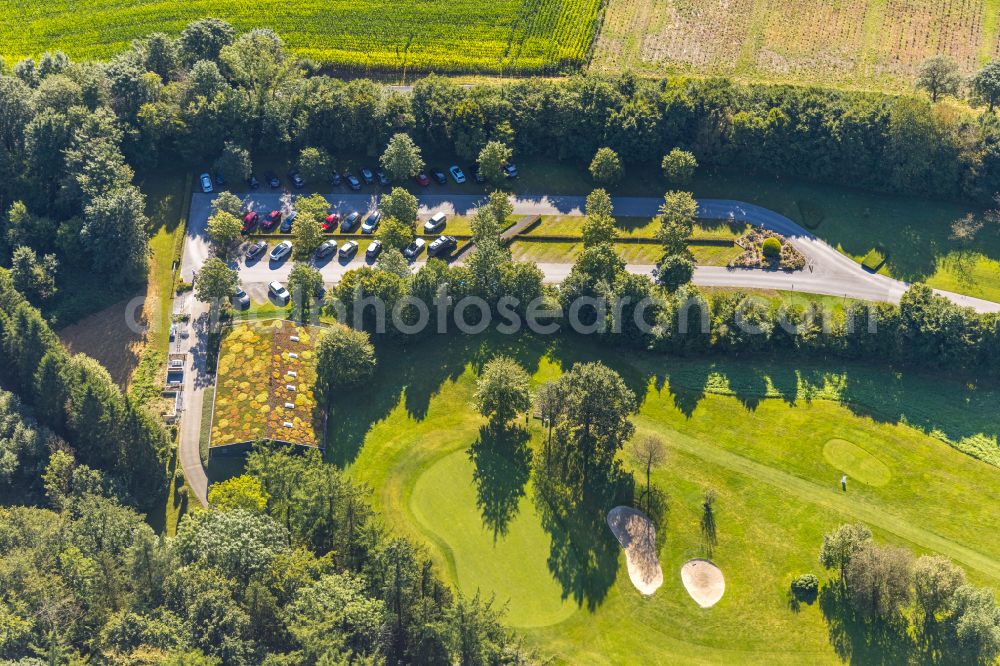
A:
[424, 211, 447, 233]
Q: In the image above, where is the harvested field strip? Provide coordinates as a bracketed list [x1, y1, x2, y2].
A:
[591, 0, 1000, 90]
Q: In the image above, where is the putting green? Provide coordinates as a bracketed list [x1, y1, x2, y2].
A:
[410, 450, 576, 628]
[822, 439, 891, 487]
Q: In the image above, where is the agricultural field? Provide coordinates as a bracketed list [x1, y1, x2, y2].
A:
[210, 319, 324, 451]
[591, 0, 1000, 89]
[342, 332, 1000, 663]
[0, 0, 602, 74]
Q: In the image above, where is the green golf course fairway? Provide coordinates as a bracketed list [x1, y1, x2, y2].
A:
[411, 450, 576, 627]
[341, 334, 1000, 663]
[822, 438, 892, 487]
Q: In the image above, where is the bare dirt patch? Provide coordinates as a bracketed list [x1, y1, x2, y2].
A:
[606, 506, 663, 595]
[58, 296, 145, 390]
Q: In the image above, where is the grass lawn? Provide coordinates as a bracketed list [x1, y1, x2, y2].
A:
[509, 239, 740, 265]
[526, 215, 746, 241]
[343, 332, 1000, 663]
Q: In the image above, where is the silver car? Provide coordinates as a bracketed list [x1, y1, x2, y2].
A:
[232, 287, 250, 308]
[268, 281, 289, 302]
[269, 240, 292, 261]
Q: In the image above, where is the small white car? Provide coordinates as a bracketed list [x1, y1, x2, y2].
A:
[269, 240, 292, 261]
[199, 173, 213, 193]
[424, 211, 447, 233]
[268, 281, 289, 302]
[339, 240, 359, 258]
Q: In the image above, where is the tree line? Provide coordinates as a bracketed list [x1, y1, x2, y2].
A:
[0, 443, 531, 664]
[0, 269, 169, 509]
[310, 188, 1000, 383]
[816, 523, 1000, 664]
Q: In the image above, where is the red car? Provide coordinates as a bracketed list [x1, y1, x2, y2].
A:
[322, 213, 340, 232]
[415, 172, 430, 187]
[241, 211, 259, 234]
[262, 210, 282, 231]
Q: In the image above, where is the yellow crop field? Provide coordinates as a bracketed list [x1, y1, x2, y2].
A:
[591, 0, 1000, 89]
[0, 0, 604, 74]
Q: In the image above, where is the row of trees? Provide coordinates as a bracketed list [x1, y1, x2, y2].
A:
[0, 270, 169, 508]
[819, 523, 1000, 664]
[0, 441, 531, 664]
[286, 185, 1000, 380]
[915, 54, 1000, 109]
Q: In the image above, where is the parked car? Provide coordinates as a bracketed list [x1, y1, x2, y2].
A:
[232, 287, 250, 308]
[263, 210, 281, 231]
[268, 281, 290, 303]
[449, 165, 466, 184]
[361, 210, 382, 234]
[504, 163, 518, 179]
[415, 172, 430, 187]
[376, 169, 391, 186]
[340, 211, 361, 232]
[330, 170, 342, 186]
[199, 173, 213, 193]
[245, 240, 267, 261]
[360, 167, 374, 185]
[269, 240, 292, 261]
[470, 164, 485, 184]
[429, 235, 457, 257]
[315, 239, 338, 259]
[247, 175, 260, 189]
[265, 172, 281, 188]
[403, 238, 426, 259]
[431, 169, 447, 185]
[242, 211, 259, 234]
[322, 213, 340, 232]
[424, 211, 447, 233]
[346, 173, 361, 190]
[279, 211, 297, 233]
[287, 170, 305, 189]
[339, 240, 359, 258]
[366, 239, 383, 260]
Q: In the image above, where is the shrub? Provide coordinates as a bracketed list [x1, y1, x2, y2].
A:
[589, 147, 623, 186]
[762, 237, 782, 259]
[661, 148, 697, 185]
[791, 574, 819, 603]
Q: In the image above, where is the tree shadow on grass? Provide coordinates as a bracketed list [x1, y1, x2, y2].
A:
[325, 331, 550, 467]
[533, 459, 633, 611]
[467, 424, 532, 542]
[819, 583, 915, 665]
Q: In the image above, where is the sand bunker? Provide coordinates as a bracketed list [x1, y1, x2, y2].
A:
[681, 558, 725, 608]
[606, 506, 663, 595]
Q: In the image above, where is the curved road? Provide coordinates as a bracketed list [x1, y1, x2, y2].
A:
[176, 192, 1000, 505]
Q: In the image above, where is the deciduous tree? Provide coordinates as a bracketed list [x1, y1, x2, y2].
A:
[589, 147, 623, 186]
[473, 355, 531, 429]
[916, 55, 962, 102]
[477, 140, 512, 184]
[380, 133, 424, 181]
[380, 187, 419, 225]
